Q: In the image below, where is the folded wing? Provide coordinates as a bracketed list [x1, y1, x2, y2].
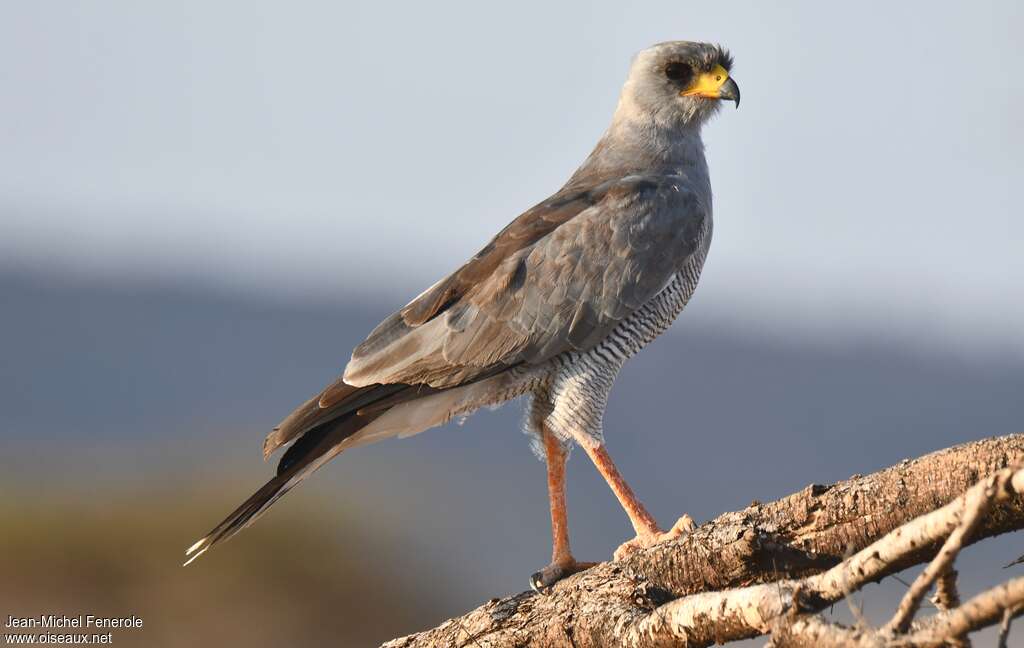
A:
[341, 175, 708, 390]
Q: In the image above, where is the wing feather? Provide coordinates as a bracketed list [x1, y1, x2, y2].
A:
[343, 175, 707, 388]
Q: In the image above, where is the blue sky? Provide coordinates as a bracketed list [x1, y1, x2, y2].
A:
[1, 0, 1022, 355]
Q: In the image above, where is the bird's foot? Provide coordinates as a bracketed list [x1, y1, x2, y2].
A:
[613, 514, 696, 561]
[529, 558, 598, 594]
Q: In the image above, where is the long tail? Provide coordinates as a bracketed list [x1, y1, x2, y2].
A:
[184, 373, 501, 565]
[183, 382, 405, 566]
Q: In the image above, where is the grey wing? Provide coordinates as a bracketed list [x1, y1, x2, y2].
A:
[341, 176, 707, 389]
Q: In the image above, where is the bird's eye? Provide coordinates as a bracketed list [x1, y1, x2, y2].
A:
[664, 62, 693, 84]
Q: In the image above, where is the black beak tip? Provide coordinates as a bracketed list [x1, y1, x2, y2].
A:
[720, 77, 740, 109]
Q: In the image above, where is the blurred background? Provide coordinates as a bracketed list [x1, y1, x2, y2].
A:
[2, 1, 1023, 646]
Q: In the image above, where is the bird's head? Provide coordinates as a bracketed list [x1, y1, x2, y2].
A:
[616, 41, 739, 129]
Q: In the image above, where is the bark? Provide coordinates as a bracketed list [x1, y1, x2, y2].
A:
[381, 434, 1024, 648]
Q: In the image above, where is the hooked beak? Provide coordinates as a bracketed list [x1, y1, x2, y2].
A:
[681, 64, 740, 109]
[718, 77, 740, 108]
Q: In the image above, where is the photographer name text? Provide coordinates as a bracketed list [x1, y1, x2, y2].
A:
[5, 616, 142, 630]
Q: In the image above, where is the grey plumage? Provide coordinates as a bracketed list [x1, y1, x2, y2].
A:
[343, 176, 707, 388]
[185, 40, 735, 565]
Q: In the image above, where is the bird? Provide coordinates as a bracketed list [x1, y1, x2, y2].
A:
[185, 40, 739, 591]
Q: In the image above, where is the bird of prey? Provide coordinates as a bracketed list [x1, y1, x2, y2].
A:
[185, 40, 739, 590]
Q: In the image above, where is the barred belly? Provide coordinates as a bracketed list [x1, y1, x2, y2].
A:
[532, 217, 712, 450]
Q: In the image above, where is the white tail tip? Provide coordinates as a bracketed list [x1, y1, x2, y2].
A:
[183, 539, 210, 566]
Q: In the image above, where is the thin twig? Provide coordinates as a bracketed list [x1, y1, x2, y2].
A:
[997, 603, 1022, 648]
[904, 576, 1024, 646]
[930, 568, 961, 611]
[885, 473, 1001, 633]
[931, 568, 970, 647]
[838, 543, 870, 629]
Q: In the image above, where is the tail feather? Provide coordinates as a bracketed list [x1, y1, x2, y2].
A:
[185, 375, 502, 565]
[185, 408, 380, 566]
[261, 382, 406, 460]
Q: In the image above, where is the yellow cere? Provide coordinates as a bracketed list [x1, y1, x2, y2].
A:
[681, 64, 731, 98]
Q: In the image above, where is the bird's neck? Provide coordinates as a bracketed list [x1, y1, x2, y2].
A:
[567, 114, 710, 191]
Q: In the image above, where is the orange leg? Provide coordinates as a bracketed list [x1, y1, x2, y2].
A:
[545, 431, 573, 564]
[530, 430, 596, 592]
[581, 443, 695, 560]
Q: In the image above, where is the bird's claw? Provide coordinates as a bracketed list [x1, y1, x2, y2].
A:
[529, 559, 598, 594]
[613, 514, 696, 561]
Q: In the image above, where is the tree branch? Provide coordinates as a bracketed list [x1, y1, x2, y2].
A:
[930, 567, 962, 611]
[382, 434, 1024, 648]
[768, 574, 1024, 648]
[885, 472, 996, 633]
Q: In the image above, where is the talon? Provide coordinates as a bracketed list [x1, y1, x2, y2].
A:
[669, 514, 696, 536]
[613, 513, 696, 561]
[529, 566, 564, 594]
[529, 559, 596, 593]
[529, 570, 549, 594]
[614, 538, 643, 561]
